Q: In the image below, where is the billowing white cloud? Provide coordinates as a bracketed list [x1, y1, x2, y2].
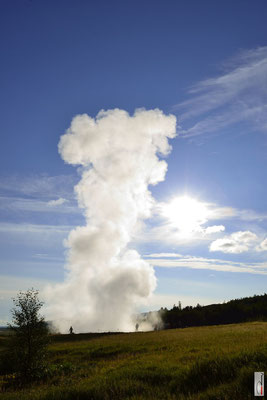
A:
[175, 46, 267, 137]
[44, 108, 176, 333]
[209, 230, 258, 254]
[256, 238, 267, 252]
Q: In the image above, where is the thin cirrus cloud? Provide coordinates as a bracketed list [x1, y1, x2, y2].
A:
[174, 46, 267, 137]
[146, 253, 184, 258]
[209, 231, 258, 254]
[144, 253, 267, 275]
[0, 222, 72, 235]
[0, 174, 77, 199]
[0, 174, 81, 215]
[0, 196, 78, 214]
[47, 197, 68, 207]
[0, 222, 72, 250]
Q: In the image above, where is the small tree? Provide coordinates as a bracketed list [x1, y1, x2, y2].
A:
[8, 289, 49, 381]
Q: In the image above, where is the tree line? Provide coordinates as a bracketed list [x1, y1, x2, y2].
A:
[161, 293, 267, 329]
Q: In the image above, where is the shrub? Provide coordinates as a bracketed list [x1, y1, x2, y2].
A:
[5, 289, 49, 382]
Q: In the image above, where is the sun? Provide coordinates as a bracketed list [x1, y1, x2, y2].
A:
[161, 196, 209, 236]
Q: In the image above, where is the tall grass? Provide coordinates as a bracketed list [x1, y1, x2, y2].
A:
[1, 322, 267, 399]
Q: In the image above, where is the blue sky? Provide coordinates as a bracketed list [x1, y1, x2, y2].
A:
[1, 0, 267, 325]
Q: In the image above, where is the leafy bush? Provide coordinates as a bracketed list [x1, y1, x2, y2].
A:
[6, 289, 50, 382]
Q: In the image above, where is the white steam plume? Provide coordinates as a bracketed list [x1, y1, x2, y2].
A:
[44, 108, 176, 332]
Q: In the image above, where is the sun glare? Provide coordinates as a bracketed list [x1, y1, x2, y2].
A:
[162, 196, 209, 236]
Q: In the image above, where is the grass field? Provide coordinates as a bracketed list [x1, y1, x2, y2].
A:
[1, 322, 267, 399]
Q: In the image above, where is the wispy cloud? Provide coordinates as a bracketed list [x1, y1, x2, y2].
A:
[0, 196, 79, 214]
[0, 174, 82, 218]
[47, 198, 68, 207]
[0, 222, 73, 252]
[174, 46, 267, 137]
[207, 205, 267, 222]
[31, 253, 64, 261]
[0, 174, 77, 200]
[145, 253, 183, 258]
[144, 253, 267, 275]
[0, 222, 73, 235]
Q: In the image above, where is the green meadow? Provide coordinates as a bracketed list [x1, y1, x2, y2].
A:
[1, 322, 267, 399]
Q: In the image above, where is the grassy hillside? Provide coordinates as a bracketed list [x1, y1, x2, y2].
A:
[1, 322, 267, 399]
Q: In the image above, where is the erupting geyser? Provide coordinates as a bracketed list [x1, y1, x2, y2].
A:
[44, 108, 176, 332]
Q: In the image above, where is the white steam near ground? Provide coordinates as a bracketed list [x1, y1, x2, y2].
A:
[44, 108, 176, 333]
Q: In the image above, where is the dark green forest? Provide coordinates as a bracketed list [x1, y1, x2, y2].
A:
[160, 293, 267, 329]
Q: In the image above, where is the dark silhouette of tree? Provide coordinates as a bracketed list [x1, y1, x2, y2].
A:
[7, 289, 49, 382]
[161, 293, 267, 329]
